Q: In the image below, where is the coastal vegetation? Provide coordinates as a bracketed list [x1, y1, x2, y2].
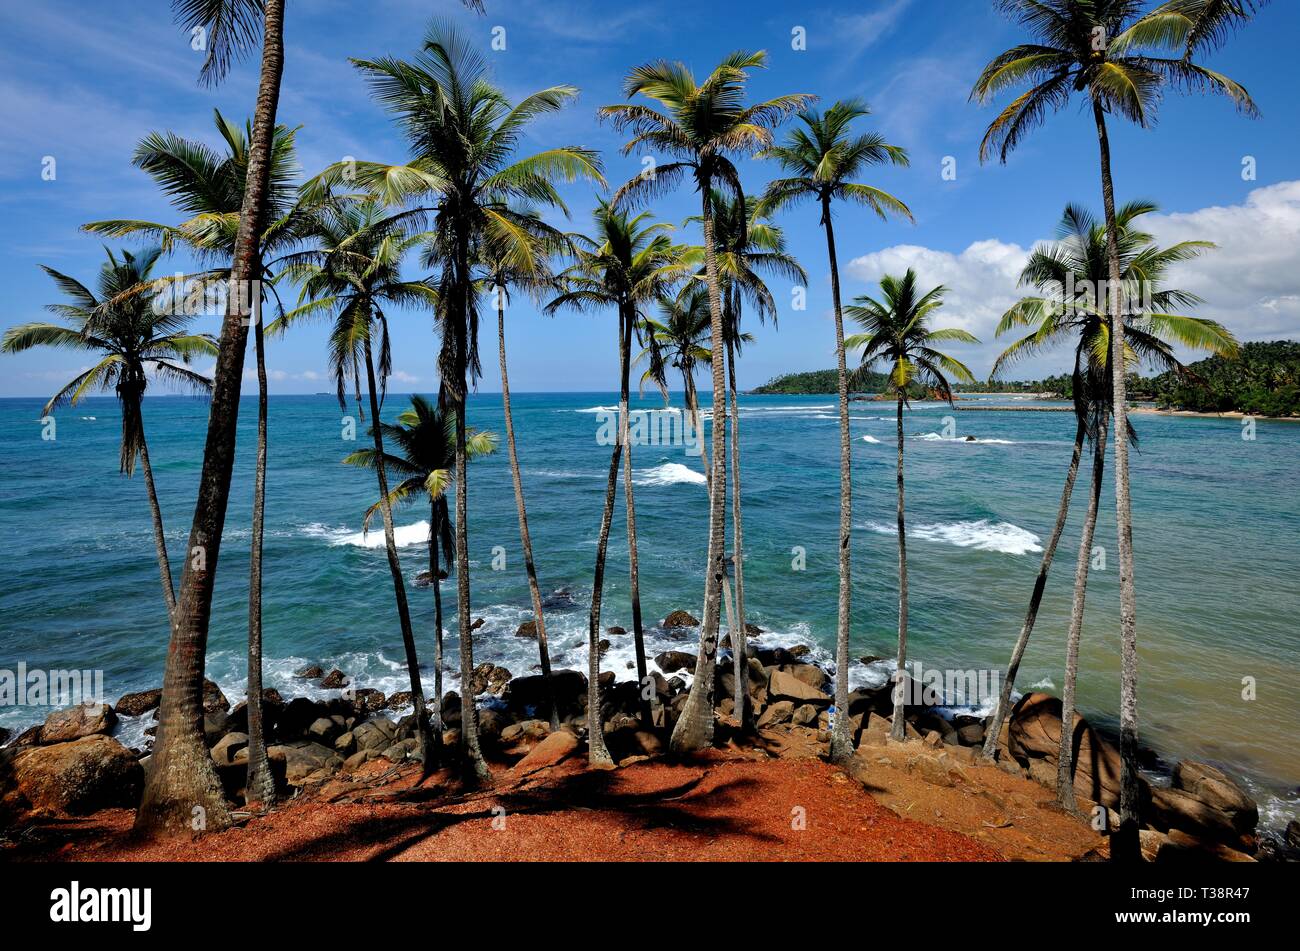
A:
[1, 0, 1288, 867]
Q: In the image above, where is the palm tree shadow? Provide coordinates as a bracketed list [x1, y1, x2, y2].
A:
[261, 768, 780, 861]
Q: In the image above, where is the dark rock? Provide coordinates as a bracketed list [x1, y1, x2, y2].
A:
[1286, 819, 1300, 850]
[210, 731, 249, 767]
[40, 704, 116, 744]
[541, 588, 578, 610]
[319, 669, 349, 690]
[515, 620, 538, 639]
[115, 689, 162, 718]
[203, 710, 231, 747]
[744, 623, 763, 636]
[351, 688, 387, 716]
[469, 618, 486, 632]
[654, 651, 697, 675]
[787, 645, 812, 659]
[859, 655, 885, 666]
[385, 690, 415, 711]
[13, 735, 142, 814]
[0, 727, 10, 747]
[503, 669, 587, 719]
[353, 718, 398, 753]
[269, 741, 343, 786]
[203, 678, 230, 713]
[607, 626, 627, 638]
[663, 610, 700, 628]
[294, 664, 324, 680]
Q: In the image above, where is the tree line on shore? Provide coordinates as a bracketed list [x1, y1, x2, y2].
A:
[0, 0, 1270, 863]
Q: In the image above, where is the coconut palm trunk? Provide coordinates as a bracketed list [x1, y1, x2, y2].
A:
[496, 288, 560, 730]
[821, 202, 855, 760]
[429, 501, 445, 734]
[245, 296, 276, 807]
[889, 393, 910, 741]
[669, 188, 730, 754]
[136, 0, 284, 837]
[1058, 416, 1109, 812]
[126, 386, 177, 620]
[361, 330, 437, 776]
[452, 384, 490, 781]
[1092, 98, 1141, 862]
[725, 334, 750, 728]
[618, 305, 652, 727]
[981, 414, 1087, 761]
[588, 428, 621, 767]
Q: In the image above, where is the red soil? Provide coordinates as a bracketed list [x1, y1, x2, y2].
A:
[10, 751, 1004, 862]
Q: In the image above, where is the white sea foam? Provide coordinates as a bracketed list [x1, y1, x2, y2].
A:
[329, 521, 431, 549]
[865, 519, 1043, 555]
[861, 435, 884, 444]
[635, 462, 707, 487]
[916, 432, 1017, 445]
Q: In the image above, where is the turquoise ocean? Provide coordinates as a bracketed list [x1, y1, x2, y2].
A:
[1, 392, 1296, 831]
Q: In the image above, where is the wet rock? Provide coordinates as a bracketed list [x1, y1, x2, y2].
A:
[654, 651, 697, 675]
[1172, 760, 1257, 830]
[515, 620, 538, 639]
[201, 679, 230, 714]
[319, 669, 349, 690]
[351, 688, 387, 716]
[606, 626, 627, 638]
[39, 704, 116, 744]
[294, 664, 324, 680]
[115, 689, 162, 718]
[541, 588, 578, 610]
[663, 610, 700, 628]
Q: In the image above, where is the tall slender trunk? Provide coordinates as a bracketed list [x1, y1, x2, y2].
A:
[1058, 417, 1109, 812]
[497, 287, 559, 730]
[822, 204, 854, 761]
[134, 406, 177, 620]
[429, 501, 445, 734]
[363, 331, 437, 776]
[685, 372, 739, 672]
[618, 305, 652, 727]
[1093, 97, 1141, 862]
[669, 183, 730, 754]
[245, 298, 275, 808]
[352, 353, 365, 422]
[135, 0, 284, 837]
[889, 394, 910, 741]
[588, 426, 621, 767]
[981, 416, 1087, 761]
[726, 336, 749, 729]
[454, 388, 490, 781]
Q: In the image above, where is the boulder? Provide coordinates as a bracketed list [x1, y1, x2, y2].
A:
[114, 689, 162, 718]
[270, 741, 343, 786]
[39, 704, 116, 744]
[307, 717, 341, 745]
[203, 678, 230, 713]
[294, 664, 324, 680]
[501, 719, 550, 747]
[503, 669, 587, 718]
[756, 700, 795, 729]
[351, 688, 387, 716]
[662, 610, 700, 628]
[511, 729, 579, 776]
[654, 651, 697, 675]
[768, 669, 831, 707]
[211, 731, 249, 767]
[606, 626, 627, 638]
[1172, 760, 1257, 831]
[781, 663, 828, 690]
[13, 735, 142, 814]
[1008, 692, 1122, 808]
[319, 669, 349, 690]
[334, 731, 357, 756]
[515, 620, 538, 639]
[791, 704, 819, 727]
[541, 588, 578, 610]
[352, 719, 398, 753]
[1148, 785, 1253, 844]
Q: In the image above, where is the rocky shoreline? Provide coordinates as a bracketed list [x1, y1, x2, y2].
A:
[3, 612, 1297, 862]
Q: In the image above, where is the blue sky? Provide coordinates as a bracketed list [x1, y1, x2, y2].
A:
[2, 0, 1298, 397]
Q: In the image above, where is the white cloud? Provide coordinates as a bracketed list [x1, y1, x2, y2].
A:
[844, 180, 1300, 379]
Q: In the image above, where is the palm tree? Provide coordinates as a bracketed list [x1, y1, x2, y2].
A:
[481, 222, 567, 731]
[135, 0, 285, 839]
[600, 53, 811, 754]
[1, 247, 215, 619]
[757, 100, 911, 761]
[308, 22, 603, 781]
[273, 199, 442, 775]
[972, 0, 1261, 861]
[85, 109, 305, 809]
[686, 192, 806, 728]
[343, 395, 497, 739]
[547, 202, 683, 737]
[844, 271, 978, 741]
[989, 201, 1237, 809]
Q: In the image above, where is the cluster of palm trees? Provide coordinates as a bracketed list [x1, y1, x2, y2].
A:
[0, 0, 1267, 864]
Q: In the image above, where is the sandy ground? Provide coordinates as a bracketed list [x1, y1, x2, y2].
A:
[7, 744, 1104, 863]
